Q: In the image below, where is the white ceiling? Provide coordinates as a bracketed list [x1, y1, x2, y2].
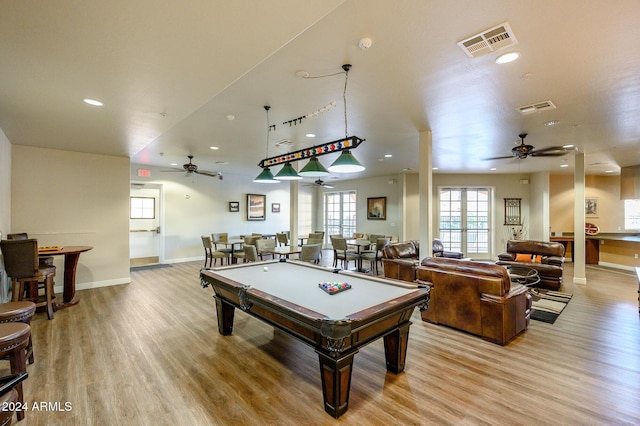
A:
[2, 0, 640, 184]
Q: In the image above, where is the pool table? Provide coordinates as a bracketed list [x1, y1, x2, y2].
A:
[200, 259, 430, 418]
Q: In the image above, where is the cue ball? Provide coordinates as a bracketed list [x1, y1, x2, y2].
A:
[263, 266, 269, 272]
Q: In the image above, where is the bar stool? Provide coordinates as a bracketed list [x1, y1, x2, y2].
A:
[0, 239, 57, 320]
[0, 323, 31, 421]
[0, 302, 36, 364]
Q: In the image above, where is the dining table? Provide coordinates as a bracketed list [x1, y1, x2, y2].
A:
[38, 245, 93, 310]
[261, 245, 303, 259]
[345, 239, 374, 272]
[215, 239, 245, 263]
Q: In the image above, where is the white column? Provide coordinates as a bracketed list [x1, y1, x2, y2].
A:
[418, 130, 433, 258]
[289, 180, 299, 248]
[573, 153, 587, 284]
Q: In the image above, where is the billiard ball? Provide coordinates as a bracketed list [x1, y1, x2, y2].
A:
[263, 266, 269, 272]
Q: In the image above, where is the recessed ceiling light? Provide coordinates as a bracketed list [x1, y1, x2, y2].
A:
[83, 98, 103, 106]
[170, 163, 178, 166]
[384, 154, 392, 158]
[210, 146, 219, 150]
[605, 170, 614, 173]
[305, 133, 316, 138]
[560, 164, 569, 168]
[495, 52, 520, 64]
[432, 167, 439, 170]
[490, 167, 497, 171]
[544, 120, 560, 126]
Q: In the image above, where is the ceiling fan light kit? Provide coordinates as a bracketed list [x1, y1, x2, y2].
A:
[485, 133, 571, 161]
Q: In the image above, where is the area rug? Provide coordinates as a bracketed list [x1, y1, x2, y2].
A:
[529, 289, 573, 324]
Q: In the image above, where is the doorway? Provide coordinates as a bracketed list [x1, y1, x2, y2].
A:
[129, 183, 162, 266]
[438, 187, 491, 258]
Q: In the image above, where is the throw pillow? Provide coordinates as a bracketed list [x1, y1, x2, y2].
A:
[515, 253, 532, 262]
[532, 255, 542, 263]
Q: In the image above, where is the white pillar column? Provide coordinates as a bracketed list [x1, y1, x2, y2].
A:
[419, 130, 433, 258]
[573, 153, 587, 284]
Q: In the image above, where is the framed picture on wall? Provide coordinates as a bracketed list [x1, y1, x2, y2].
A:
[228, 201, 239, 212]
[367, 197, 387, 220]
[272, 203, 280, 213]
[247, 194, 266, 221]
[585, 197, 599, 217]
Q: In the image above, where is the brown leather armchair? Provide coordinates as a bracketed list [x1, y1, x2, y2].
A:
[432, 238, 464, 259]
[381, 241, 420, 281]
[496, 240, 565, 290]
[416, 257, 531, 345]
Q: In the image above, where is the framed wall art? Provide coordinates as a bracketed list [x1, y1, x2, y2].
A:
[271, 203, 280, 213]
[367, 197, 387, 220]
[228, 201, 239, 212]
[247, 194, 266, 221]
[585, 197, 599, 217]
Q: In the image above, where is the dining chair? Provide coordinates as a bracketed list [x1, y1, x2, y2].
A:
[201, 236, 226, 267]
[211, 233, 233, 264]
[0, 239, 57, 320]
[0, 323, 30, 421]
[331, 237, 360, 270]
[360, 237, 390, 275]
[8, 232, 54, 267]
[0, 301, 36, 365]
[276, 233, 289, 246]
[255, 238, 276, 260]
[299, 244, 321, 264]
[0, 371, 29, 425]
[243, 244, 259, 262]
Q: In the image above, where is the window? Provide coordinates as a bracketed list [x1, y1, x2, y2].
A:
[130, 197, 155, 219]
[324, 190, 357, 238]
[624, 199, 640, 230]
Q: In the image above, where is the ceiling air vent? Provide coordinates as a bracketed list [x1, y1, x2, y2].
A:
[457, 22, 518, 58]
[518, 100, 557, 114]
[274, 139, 295, 148]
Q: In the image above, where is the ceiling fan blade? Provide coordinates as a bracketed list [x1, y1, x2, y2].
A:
[483, 154, 516, 160]
[529, 146, 568, 156]
[194, 170, 219, 177]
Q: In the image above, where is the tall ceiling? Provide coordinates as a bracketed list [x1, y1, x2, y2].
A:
[2, 0, 640, 183]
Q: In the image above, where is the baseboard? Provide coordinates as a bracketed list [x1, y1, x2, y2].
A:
[596, 261, 637, 272]
[54, 277, 130, 293]
[163, 256, 203, 264]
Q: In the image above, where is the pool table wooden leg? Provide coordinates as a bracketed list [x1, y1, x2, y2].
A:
[214, 297, 235, 335]
[383, 322, 411, 374]
[316, 349, 358, 419]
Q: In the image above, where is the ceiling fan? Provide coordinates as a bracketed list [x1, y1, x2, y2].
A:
[485, 133, 569, 160]
[303, 179, 334, 189]
[162, 155, 222, 179]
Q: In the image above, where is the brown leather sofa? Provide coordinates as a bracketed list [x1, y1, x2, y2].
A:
[381, 241, 419, 281]
[416, 257, 531, 345]
[496, 240, 565, 290]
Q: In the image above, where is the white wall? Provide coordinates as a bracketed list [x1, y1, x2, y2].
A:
[431, 173, 532, 257]
[130, 164, 315, 262]
[12, 145, 131, 290]
[316, 174, 404, 240]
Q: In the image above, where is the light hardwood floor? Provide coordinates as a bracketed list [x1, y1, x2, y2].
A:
[8, 255, 640, 425]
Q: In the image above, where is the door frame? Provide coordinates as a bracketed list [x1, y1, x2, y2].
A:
[129, 181, 165, 265]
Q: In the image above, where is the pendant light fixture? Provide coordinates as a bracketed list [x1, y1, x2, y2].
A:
[275, 162, 302, 180]
[328, 64, 365, 173]
[298, 156, 330, 177]
[253, 106, 280, 183]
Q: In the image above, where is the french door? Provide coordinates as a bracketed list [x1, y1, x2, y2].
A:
[438, 187, 491, 258]
[324, 191, 357, 241]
